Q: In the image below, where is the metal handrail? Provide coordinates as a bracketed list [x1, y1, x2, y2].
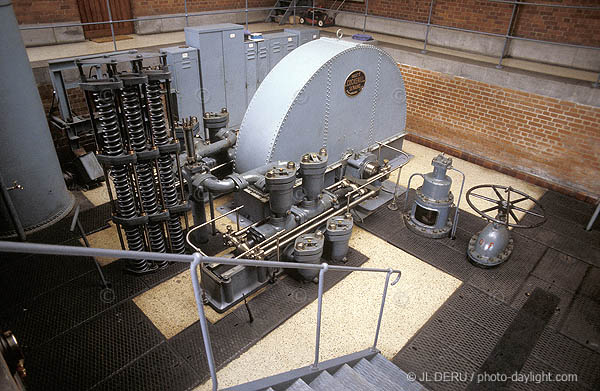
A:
[0, 240, 401, 391]
[17, 1, 599, 85]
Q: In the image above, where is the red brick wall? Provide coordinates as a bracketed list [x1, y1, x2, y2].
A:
[12, 0, 81, 24]
[322, 0, 600, 47]
[132, 0, 274, 17]
[399, 64, 600, 196]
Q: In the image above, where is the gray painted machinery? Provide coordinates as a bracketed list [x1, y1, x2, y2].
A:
[402, 154, 465, 239]
[76, 53, 190, 274]
[466, 185, 546, 267]
[180, 37, 411, 312]
[73, 35, 411, 312]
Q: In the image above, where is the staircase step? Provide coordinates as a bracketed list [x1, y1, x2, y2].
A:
[333, 364, 377, 390]
[308, 370, 345, 391]
[285, 378, 313, 391]
[369, 354, 425, 390]
[353, 358, 404, 390]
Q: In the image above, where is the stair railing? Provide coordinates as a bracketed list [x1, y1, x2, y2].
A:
[0, 239, 401, 391]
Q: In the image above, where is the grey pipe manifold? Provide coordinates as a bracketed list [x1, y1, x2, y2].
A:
[0, 0, 74, 238]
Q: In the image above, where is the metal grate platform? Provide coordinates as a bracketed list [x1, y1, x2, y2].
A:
[362, 190, 600, 391]
[89, 342, 198, 391]
[170, 248, 370, 383]
[24, 301, 164, 391]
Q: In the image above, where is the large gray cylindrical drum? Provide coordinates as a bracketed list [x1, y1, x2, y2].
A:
[0, 0, 74, 238]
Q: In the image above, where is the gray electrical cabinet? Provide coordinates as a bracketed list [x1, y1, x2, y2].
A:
[284, 27, 320, 46]
[264, 32, 298, 69]
[185, 23, 246, 128]
[244, 41, 258, 106]
[256, 40, 269, 87]
[160, 46, 202, 123]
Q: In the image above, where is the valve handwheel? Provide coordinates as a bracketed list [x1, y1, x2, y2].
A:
[466, 184, 546, 228]
[465, 184, 546, 268]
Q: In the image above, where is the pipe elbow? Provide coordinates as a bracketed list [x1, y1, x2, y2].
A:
[203, 177, 236, 193]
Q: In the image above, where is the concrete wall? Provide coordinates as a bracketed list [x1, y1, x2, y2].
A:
[20, 23, 85, 47]
[134, 10, 269, 35]
[335, 13, 600, 72]
[321, 0, 600, 47]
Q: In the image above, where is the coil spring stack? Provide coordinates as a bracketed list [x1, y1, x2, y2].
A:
[77, 53, 189, 274]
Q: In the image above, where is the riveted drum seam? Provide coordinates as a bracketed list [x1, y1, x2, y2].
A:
[240, 40, 353, 169]
[323, 64, 332, 149]
[267, 61, 327, 164]
[369, 53, 383, 147]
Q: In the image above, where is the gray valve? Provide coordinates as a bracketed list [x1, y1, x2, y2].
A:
[293, 231, 325, 281]
[265, 162, 297, 217]
[325, 214, 353, 262]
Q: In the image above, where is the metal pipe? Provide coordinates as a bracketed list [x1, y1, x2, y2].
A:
[373, 269, 394, 350]
[496, 1, 519, 69]
[208, 191, 216, 235]
[0, 240, 402, 275]
[187, 205, 244, 233]
[422, 0, 435, 53]
[363, 0, 368, 32]
[0, 171, 26, 241]
[260, 189, 377, 257]
[449, 166, 465, 239]
[190, 254, 218, 391]
[313, 263, 327, 368]
[488, 0, 600, 10]
[16, 3, 600, 53]
[184, 0, 189, 27]
[387, 167, 402, 211]
[18, 7, 291, 30]
[404, 173, 424, 212]
[105, 0, 117, 51]
[307, 6, 600, 51]
[312, 0, 315, 26]
[245, 0, 249, 31]
[586, 203, 600, 231]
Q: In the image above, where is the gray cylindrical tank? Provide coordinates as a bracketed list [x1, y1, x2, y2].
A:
[300, 149, 328, 202]
[324, 214, 353, 262]
[265, 163, 297, 217]
[293, 231, 324, 281]
[421, 155, 452, 201]
[0, 0, 74, 237]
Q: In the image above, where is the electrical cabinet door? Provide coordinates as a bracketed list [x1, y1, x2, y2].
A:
[161, 47, 202, 122]
[284, 27, 320, 46]
[256, 40, 269, 87]
[269, 36, 284, 69]
[244, 41, 258, 107]
[195, 31, 227, 115]
[284, 34, 298, 56]
[222, 28, 246, 128]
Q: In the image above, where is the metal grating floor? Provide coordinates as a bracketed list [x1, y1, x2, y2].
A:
[357, 189, 600, 391]
[0, 202, 369, 391]
[169, 248, 370, 383]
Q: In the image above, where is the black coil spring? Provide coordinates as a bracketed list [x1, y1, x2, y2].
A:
[94, 90, 151, 273]
[122, 86, 167, 256]
[146, 81, 185, 254]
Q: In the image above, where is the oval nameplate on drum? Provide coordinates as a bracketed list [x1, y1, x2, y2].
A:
[344, 70, 366, 97]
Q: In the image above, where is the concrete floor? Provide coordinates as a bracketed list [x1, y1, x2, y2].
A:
[79, 139, 546, 390]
